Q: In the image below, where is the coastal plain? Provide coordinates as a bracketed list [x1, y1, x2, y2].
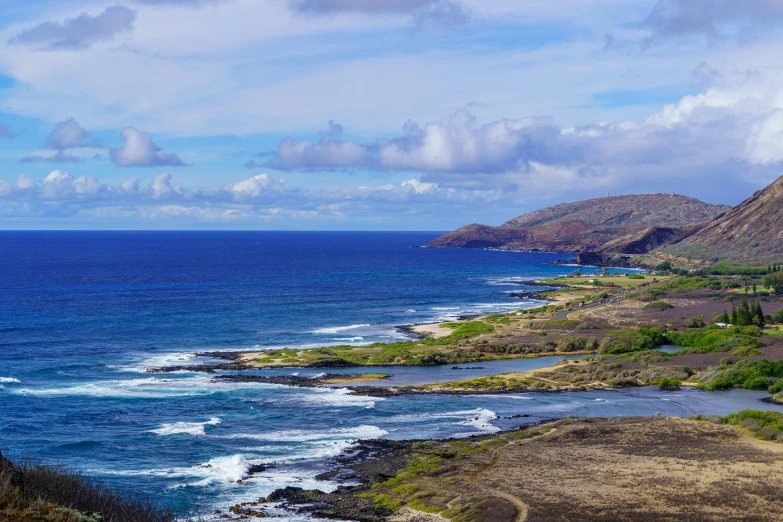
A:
[180, 270, 783, 521]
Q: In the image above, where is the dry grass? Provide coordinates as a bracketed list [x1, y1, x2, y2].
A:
[360, 417, 783, 522]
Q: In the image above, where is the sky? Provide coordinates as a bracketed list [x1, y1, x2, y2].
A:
[2, 0, 783, 230]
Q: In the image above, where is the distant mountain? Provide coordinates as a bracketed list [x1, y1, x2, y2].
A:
[657, 175, 783, 264]
[501, 194, 729, 229]
[427, 194, 729, 253]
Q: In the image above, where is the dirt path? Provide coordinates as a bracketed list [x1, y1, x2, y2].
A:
[463, 429, 557, 522]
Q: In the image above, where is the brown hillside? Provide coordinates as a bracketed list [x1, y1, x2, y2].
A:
[658, 175, 783, 263]
[426, 221, 647, 251]
[427, 193, 726, 253]
[502, 194, 728, 229]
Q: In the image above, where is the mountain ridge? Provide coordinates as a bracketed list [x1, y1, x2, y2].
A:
[427, 193, 729, 254]
[656, 175, 783, 264]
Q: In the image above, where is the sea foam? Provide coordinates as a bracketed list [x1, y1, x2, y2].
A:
[310, 324, 370, 334]
[150, 417, 222, 437]
[0, 377, 20, 383]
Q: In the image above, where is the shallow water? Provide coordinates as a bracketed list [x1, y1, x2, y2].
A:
[2, 231, 776, 520]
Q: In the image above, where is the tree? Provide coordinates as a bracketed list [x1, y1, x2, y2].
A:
[602, 267, 609, 277]
[655, 261, 672, 272]
[752, 282, 758, 294]
[738, 297, 752, 326]
[722, 310, 730, 324]
[755, 300, 765, 328]
[731, 302, 738, 325]
[769, 271, 783, 294]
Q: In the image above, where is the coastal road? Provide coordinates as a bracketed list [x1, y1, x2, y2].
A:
[553, 293, 626, 320]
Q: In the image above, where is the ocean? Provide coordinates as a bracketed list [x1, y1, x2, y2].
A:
[1, 231, 780, 520]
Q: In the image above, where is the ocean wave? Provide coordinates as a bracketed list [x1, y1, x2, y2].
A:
[115, 352, 198, 373]
[12, 375, 287, 399]
[150, 417, 222, 437]
[335, 336, 364, 342]
[295, 387, 381, 409]
[310, 324, 370, 335]
[387, 408, 500, 435]
[0, 377, 20, 383]
[219, 424, 388, 443]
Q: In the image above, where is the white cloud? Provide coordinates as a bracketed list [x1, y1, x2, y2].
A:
[267, 121, 370, 170]
[641, 0, 783, 45]
[43, 117, 96, 149]
[746, 108, 783, 164]
[10, 6, 137, 49]
[110, 127, 186, 168]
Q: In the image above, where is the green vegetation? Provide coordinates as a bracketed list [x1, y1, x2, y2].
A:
[628, 275, 739, 301]
[667, 326, 762, 355]
[539, 275, 668, 290]
[601, 328, 667, 354]
[658, 377, 681, 389]
[703, 262, 774, 276]
[439, 320, 496, 337]
[693, 410, 783, 442]
[644, 301, 674, 311]
[693, 360, 783, 392]
[0, 452, 173, 522]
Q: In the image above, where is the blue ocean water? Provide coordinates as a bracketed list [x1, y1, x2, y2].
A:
[1, 231, 781, 520]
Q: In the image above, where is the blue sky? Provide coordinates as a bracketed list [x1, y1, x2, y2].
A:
[1, 0, 783, 229]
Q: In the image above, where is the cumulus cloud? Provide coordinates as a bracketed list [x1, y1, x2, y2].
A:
[266, 110, 567, 174]
[10, 6, 137, 49]
[641, 0, 783, 44]
[42, 118, 99, 150]
[21, 151, 85, 164]
[266, 120, 370, 171]
[263, 83, 783, 204]
[0, 170, 473, 224]
[110, 127, 186, 167]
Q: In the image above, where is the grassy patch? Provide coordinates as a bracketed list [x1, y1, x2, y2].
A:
[439, 321, 495, 337]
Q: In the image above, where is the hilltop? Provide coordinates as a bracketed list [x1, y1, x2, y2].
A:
[427, 194, 728, 253]
[657, 175, 783, 264]
[501, 194, 728, 229]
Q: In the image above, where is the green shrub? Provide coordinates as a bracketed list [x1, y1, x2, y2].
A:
[658, 377, 681, 389]
[0, 453, 174, 522]
[555, 337, 599, 352]
[722, 410, 783, 442]
[627, 274, 645, 280]
[684, 315, 706, 328]
[695, 359, 783, 391]
[601, 328, 667, 354]
[644, 301, 674, 311]
[667, 327, 761, 354]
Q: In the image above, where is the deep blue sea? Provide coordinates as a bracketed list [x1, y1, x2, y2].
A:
[1, 231, 781, 520]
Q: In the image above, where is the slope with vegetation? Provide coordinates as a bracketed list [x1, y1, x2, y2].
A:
[658, 174, 783, 263]
[427, 194, 727, 254]
[0, 452, 173, 522]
